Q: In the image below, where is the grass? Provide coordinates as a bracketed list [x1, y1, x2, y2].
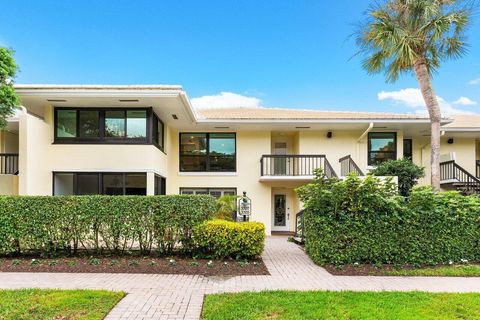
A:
[0, 289, 125, 320]
[385, 264, 480, 277]
[201, 290, 480, 320]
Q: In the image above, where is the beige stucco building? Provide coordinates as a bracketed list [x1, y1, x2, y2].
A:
[1, 84, 479, 234]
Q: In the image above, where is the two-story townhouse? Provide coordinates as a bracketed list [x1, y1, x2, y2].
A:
[0, 84, 479, 234]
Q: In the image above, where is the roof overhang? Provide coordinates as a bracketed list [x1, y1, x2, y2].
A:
[14, 84, 197, 127]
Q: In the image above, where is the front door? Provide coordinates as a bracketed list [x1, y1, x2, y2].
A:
[272, 194, 289, 231]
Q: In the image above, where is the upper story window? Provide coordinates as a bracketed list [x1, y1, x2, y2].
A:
[179, 133, 236, 172]
[368, 132, 397, 165]
[54, 107, 164, 151]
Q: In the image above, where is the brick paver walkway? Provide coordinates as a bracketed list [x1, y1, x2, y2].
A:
[1, 236, 480, 319]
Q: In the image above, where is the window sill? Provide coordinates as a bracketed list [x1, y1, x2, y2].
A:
[178, 172, 238, 177]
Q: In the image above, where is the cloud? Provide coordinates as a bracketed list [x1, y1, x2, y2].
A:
[191, 92, 263, 109]
[378, 88, 476, 115]
[469, 78, 480, 85]
[453, 96, 477, 106]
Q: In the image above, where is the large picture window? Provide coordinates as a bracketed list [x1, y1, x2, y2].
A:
[179, 133, 236, 172]
[368, 132, 397, 165]
[53, 172, 147, 196]
[54, 108, 164, 151]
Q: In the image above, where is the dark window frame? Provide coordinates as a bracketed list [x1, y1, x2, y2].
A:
[152, 113, 165, 152]
[403, 138, 413, 159]
[179, 187, 237, 198]
[154, 174, 166, 195]
[54, 107, 165, 152]
[52, 171, 147, 196]
[368, 132, 397, 165]
[179, 132, 236, 172]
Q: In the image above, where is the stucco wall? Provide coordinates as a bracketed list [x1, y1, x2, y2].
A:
[414, 136, 477, 185]
[0, 175, 19, 195]
[18, 107, 167, 195]
[296, 130, 404, 175]
[0, 130, 19, 153]
[168, 130, 273, 233]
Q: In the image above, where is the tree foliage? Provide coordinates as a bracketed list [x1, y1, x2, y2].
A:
[356, 0, 473, 82]
[0, 47, 20, 128]
[370, 158, 425, 196]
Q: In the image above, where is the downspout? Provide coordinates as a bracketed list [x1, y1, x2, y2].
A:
[356, 122, 374, 162]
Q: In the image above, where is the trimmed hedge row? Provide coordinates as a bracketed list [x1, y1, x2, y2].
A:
[0, 195, 217, 256]
[297, 173, 480, 266]
[193, 219, 265, 259]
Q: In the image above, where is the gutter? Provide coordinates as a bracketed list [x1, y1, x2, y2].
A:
[357, 122, 374, 142]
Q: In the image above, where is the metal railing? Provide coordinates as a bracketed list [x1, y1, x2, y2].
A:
[295, 210, 305, 241]
[0, 153, 19, 175]
[260, 155, 337, 178]
[339, 155, 364, 176]
[440, 160, 480, 194]
[476, 160, 480, 179]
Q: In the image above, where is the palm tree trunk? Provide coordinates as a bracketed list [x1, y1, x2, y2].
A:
[413, 59, 442, 191]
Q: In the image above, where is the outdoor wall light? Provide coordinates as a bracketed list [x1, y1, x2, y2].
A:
[447, 138, 454, 144]
[327, 131, 333, 138]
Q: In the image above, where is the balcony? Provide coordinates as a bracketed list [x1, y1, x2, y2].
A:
[260, 154, 337, 181]
[0, 153, 19, 175]
[0, 153, 19, 195]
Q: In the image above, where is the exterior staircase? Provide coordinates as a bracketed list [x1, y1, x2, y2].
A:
[440, 160, 480, 195]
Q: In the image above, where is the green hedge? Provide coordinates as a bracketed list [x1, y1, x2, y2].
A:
[0, 195, 217, 256]
[297, 172, 480, 266]
[193, 219, 265, 259]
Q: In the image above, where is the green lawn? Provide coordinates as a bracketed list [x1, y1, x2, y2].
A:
[201, 290, 480, 320]
[0, 289, 125, 320]
[385, 264, 480, 277]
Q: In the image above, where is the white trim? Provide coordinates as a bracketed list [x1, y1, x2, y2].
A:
[52, 168, 167, 176]
[442, 128, 480, 132]
[178, 172, 238, 177]
[260, 175, 314, 181]
[196, 119, 440, 124]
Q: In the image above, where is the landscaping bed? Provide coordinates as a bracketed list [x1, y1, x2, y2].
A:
[0, 289, 124, 320]
[0, 256, 269, 276]
[201, 290, 480, 320]
[324, 263, 480, 277]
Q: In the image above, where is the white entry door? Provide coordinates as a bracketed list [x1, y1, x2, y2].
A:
[272, 194, 290, 231]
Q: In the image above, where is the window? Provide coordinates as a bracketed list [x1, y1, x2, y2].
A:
[54, 108, 164, 150]
[368, 132, 397, 165]
[76, 173, 99, 195]
[105, 111, 126, 138]
[152, 114, 165, 151]
[53, 172, 146, 196]
[154, 175, 166, 195]
[403, 139, 413, 159]
[179, 133, 236, 172]
[79, 110, 100, 138]
[127, 110, 147, 139]
[57, 110, 77, 138]
[180, 188, 236, 198]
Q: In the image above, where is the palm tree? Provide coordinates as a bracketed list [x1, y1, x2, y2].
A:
[356, 0, 473, 191]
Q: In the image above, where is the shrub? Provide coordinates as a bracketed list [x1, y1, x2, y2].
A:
[214, 195, 238, 221]
[297, 172, 480, 266]
[193, 219, 265, 259]
[0, 195, 217, 256]
[370, 158, 425, 196]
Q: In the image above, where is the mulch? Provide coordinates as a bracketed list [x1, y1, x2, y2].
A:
[0, 256, 269, 276]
